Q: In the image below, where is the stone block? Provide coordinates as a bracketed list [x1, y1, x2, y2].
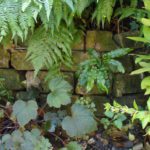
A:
[117, 55, 134, 73]
[113, 31, 144, 48]
[62, 51, 89, 71]
[71, 36, 84, 50]
[91, 96, 110, 115]
[113, 74, 142, 97]
[11, 50, 34, 70]
[0, 49, 10, 68]
[115, 94, 147, 107]
[86, 31, 118, 51]
[0, 69, 25, 90]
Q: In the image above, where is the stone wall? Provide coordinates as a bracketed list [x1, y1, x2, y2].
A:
[0, 30, 147, 114]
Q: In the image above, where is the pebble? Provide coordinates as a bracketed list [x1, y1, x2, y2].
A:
[88, 138, 95, 145]
[133, 143, 143, 150]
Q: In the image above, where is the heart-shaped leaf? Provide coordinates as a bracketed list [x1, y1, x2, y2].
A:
[12, 100, 38, 126]
[62, 104, 97, 137]
[47, 77, 72, 108]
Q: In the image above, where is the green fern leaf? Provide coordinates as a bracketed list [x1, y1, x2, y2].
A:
[93, 0, 116, 27]
[26, 26, 73, 76]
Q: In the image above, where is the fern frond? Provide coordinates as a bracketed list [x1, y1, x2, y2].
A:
[75, 0, 94, 16]
[0, 0, 36, 42]
[92, 0, 116, 27]
[130, 0, 138, 8]
[26, 26, 73, 76]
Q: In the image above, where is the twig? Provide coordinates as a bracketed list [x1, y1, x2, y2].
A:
[49, 132, 66, 146]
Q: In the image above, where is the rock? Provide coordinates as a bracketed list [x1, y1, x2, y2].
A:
[113, 74, 142, 97]
[117, 55, 134, 73]
[11, 50, 34, 70]
[62, 51, 89, 71]
[86, 31, 118, 51]
[0, 49, 10, 68]
[0, 69, 25, 90]
[88, 138, 96, 145]
[133, 143, 143, 150]
[91, 96, 110, 115]
[113, 31, 144, 48]
[71, 36, 84, 50]
[75, 84, 111, 95]
[115, 94, 147, 107]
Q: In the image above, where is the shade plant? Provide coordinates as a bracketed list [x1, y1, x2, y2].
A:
[0, 0, 146, 149]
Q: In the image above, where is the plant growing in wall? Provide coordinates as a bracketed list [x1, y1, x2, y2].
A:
[77, 48, 133, 94]
[103, 0, 150, 136]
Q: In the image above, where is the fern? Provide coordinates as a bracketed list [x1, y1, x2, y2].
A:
[92, 0, 116, 27]
[75, 0, 94, 16]
[0, 0, 35, 42]
[0, 0, 75, 42]
[26, 26, 73, 76]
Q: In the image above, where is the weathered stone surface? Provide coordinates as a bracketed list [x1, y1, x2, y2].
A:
[11, 50, 88, 72]
[62, 51, 89, 71]
[91, 96, 110, 115]
[113, 74, 142, 97]
[71, 36, 84, 50]
[86, 31, 118, 51]
[113, 31, 144, 48]
[0, 49, 10, 68]
[117, 55, 134, 73]
[0, 69, 25, 90]
[115, 94, 147, 107]
[75, 84, 112, 95]
[11, 50, 34, 70]
[75, 85, 100, 95]
[25, 71, 74, 93]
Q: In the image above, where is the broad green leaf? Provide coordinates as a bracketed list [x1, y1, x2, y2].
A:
[143, 26, 150, 41]
[109, 59, 125, 73]
[0, 129, 52, 150]
[114, 119, 123, 129]
[147, 98, 150, 111]
[146, 126, 150, 135]
[133, 100, 138, 110]
[142, 116, 150, 128]
[127, 37, 149, 43]
[47, 77, 72, 108]
[139, 62, 150, 68]
[104, 48, 133, 59]
[104, 111, 114, 118]
[135, 55, 150, 64]
[141, 18, 150, 26]
[144, 0, 150, 11]
[141, 77, 150, 95]
[12, 100, 38, 126]
[62, 104, 97, 137]
[131, 68, 150, 75]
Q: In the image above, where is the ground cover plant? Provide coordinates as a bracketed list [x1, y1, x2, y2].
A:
[0, 0, 150, 150]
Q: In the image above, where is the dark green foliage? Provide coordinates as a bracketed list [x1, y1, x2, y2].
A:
[101, 110, 127, 129]
[77, 48, 132, 94]
[47, 77, 72, 108]
[27, 27, 73, 76]
[93, 0, 116, 27]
